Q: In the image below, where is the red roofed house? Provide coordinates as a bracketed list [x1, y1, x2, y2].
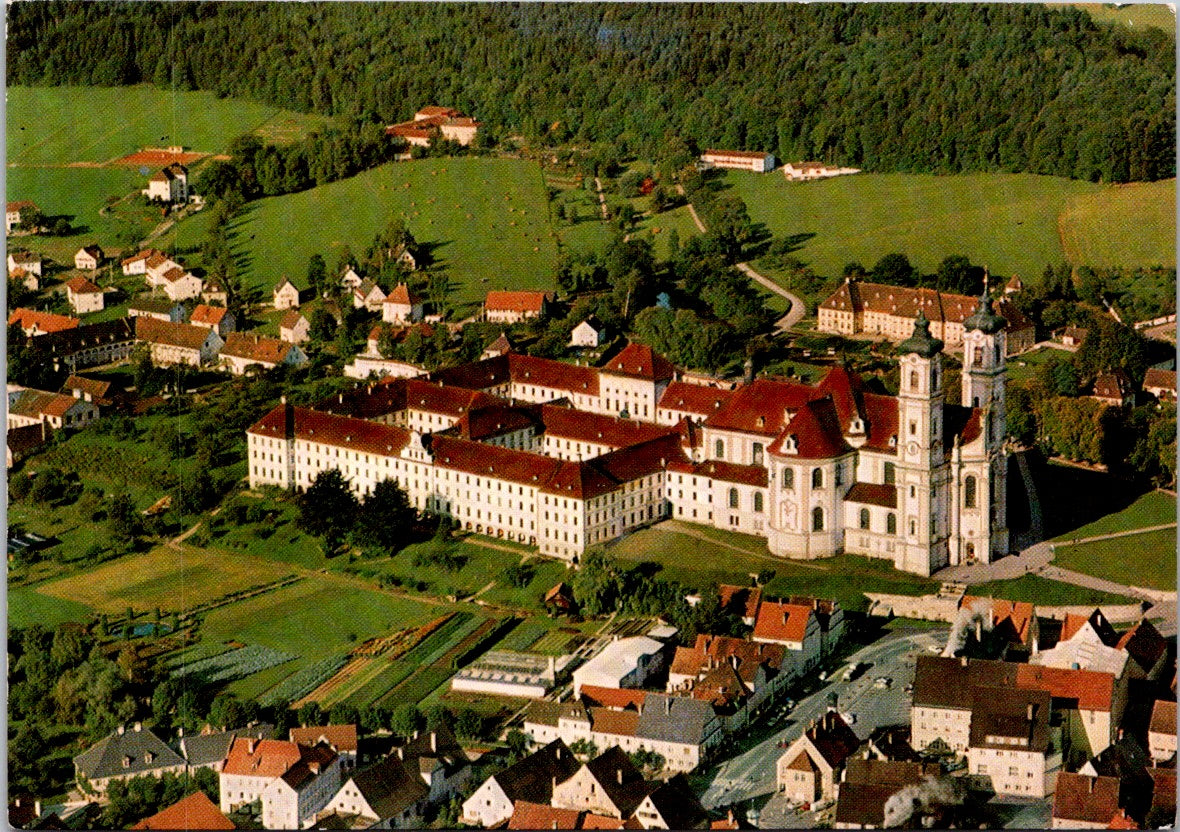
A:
[752, 601, 822, 672]
[1143, 368, 1176, 402]
[1051, 772, 1126, 829]
[65, 275, 105, 314]
[122, 249, 161, 276]
[136, 318, 224, 366]
[220, 332, 308, 375]
[144, 163, 189, 204]
[599, 342, 676, 422]
[289, 725, 358, 771]
[353, 279, 387, 312]
[1091, 371, 1134, 407]
[132, 790, 234, 831]
[9, 308, 81, 336]
[484, 290, 552, 324]
[6, 200, 38, 233]
[700, 150, 776, 173]
[219, 737, 343, 830]
[383, 283, 425, 324]
[8, 385, 99, 431]
[776, 708, 860, 804]
[74, 245, 104, 271]
[8, 250, 42, 289]
[385, 106, 481, 147]
[188, 304, 237, 338]
[279, 310, 311, 344]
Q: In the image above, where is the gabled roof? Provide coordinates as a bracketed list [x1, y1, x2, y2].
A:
[1144, 368, 1176, 391]
[579, 685, 649, 711]
[508, 801, 581, 830]
[290, 724, 358, 754]
[844, 482, 897, 508]
[280, 310, 308, 330]
[539, 404, 675, 449]
[65, 275, 102, 294]
[635, 694, 716, 746]
[248, 404, 413, 458]
[8, 249, 40, 264]
[131, 791, 235, 830]
[10, 388, 90, 420]
[1054, 773, 1126, 826]
[485, 290, 550, 313]
[509, 354, 600, 395]
[580, 747, 649, 817]
[637, 775, 707, 830]
[135, 318, 215, 351]
[753, 601, 814, 644]
[190, 305, 230, 326]
[835, 759, 942, 828]
[718, 585, 762, 621]
[221, 332, 294, 365]
[162, 266, 191, 283]
[968, 685, 1051, 752]
[666, 458, 768, 487]
[658, 381, 737, 416]
[704, 377, 815, 436]
[385, 283, 421, 305]
[77, 245, 104, 259]
[492, 740, 581, 805]
[21, 318, 135, 356]
[274, 278, 299, 294]
[7, 200, 37, 212]
[1015, 663, 1116, 711]
[9, 308, 81, 334]
[221, 737, 303, 778]
[74, 725, 185, 781]
[601, 342, 675, 382]
[1149, 700, 1176, 737]
[1093, 371, 1133, 400]
[802, 709, 860, 767]
[766, 397, 851, 460]
[129, 297, 182, 315]
[1061, 609, 1120, 646]
[1117, 619, 1168, 674]
[960, 596, 1036, 646]
[345, 754, 428, 821]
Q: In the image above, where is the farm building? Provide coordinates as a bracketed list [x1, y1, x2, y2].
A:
[128, 297, 187, 323]
[279, 310, 311, 344]
[144, 162, 189, 203]
[7, 384, 100, 431]
[136, 318, 225, 367]
[273, 278, 301, 310]
[782, 161, 861, 181]
[700, 150, 776, 173]
[570, 316, 606, 348]
[451, 651, 559, 699]
[9, 308, 81, 336]
[74, 245, 104, 271]
[484, 290, 552, 324]
[190, 304, 237, 338]
[383, 283, 425, 324]
[74, 723, 186, 795]
[221, 332, 308, 375]
[386, 106, 481, 147]
[65, 275, 105, 314]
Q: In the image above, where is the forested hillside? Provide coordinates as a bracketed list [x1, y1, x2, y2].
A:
[7, 2, 1174, 182]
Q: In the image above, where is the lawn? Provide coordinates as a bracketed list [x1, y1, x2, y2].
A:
[1052, 528, 1177, 592]
[35, 545, 295, 614]
[7, 85, 328, 166]
[229, 157, 559, 305]
[605, 520, 937, 612]
[631, 204, 702, 259]
[1007, 346, 1071, 385]
[969, 575, 1139, 607]
[8, 587, 94, 629]
[1058, 180, 1177, 269]
[719, 171, 1173, 283]
[1050, 3, 1177, 31]
[1050, 490, 1177, 543]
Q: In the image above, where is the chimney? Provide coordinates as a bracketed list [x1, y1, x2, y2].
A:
[665, 698, 672, 715]
[552, 823, 558, 831]
[133, 722, 142, 732]
[1088, 777, 1094, 794]
[247, 738, 257, 754]
[960, 656, 968, 667]
[1118, 728, 1124, 742]
[431, 732, 437, 753]
[552, 776, 557, 792]
[117, 725, 126, 735]
[975, 620, 982, 642]
[1026, 704, 1034, 721]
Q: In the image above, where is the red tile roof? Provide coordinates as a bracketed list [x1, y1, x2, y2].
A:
[539, 404, 675, 449]
[162, 266, 189, 283]
[844, 482, 897, 508]
[221, 332, 294, 366]
[718, 585, 762, 621]
[248, 404, 413, 458]
[579, 685, 648, 711]
[601, 343, 675, 381]
[9, 308, 81, 334]
[398, 378, 505, 418]
[135, 318, 215, 350]
[289, 724, 358, 753]
[510, 354, 600, 396]
[384, 283, 421, 305]
[587, 707, 641, 738]
[658, 381, 737, 417]
[706, 378, 816, 436]
[753, 601, 814, 645]
[1150, 700, 1176, 736]
[63, 375, 113, 401]
[765, 397, 851, 460]
[65, 276, 102, 294]
[1014, 664, 1115, 711]
[417, 106, 461, 118]
[122, 248, 161, 266]
[485, 290, 550, 313]
[221, 738, 303, 778]
[132, 791, 235, 830]
[190, 304, 230, 326]
[1053, 773, 1123, 827]
[1144, 368, 1176, 392]
[450, 405, 539, 441]
[279, 310, 307, 330]
[7, 200, 37, 212]
[508, 801, 581, 830]
[1093, 371, 1133, 401]
[666, 458, 768, 487]
[704, 149, 772, 160]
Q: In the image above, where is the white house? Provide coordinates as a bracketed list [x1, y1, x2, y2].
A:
[8, 251, 42, 287]
[1148, 700, 1176, 763]
[279, 310, 311, 344]
[383, 283, 425, 324]
[74, 723, 186, 795]
[752, 601, 823, 673]
[775, 709, 860, 804]
[484, 290, 550, 324]
[65, 276, 105, 314]
[136, 318, 224, 367]
[221, 332, 309, 376]
[6, 200, 38, 233]
[8, 386, 100, 431]
[570, 316, 606, 348]
[319, 755, 427, 829]
[354, 279, 387, 312]
[75, 245, 104, 271]
[340, 267, 364, 290]
[273, 279, 301, 310]
[700, 150, 776, 173]
[219, 737, 342, 831]
[572, 636, 667, 696]
[121, 249, 161, 276]
[460, 740, 579, 828]
[144, 163, 189, 203]
[189, 304, 237, 338]
[161, 267, 203, 302]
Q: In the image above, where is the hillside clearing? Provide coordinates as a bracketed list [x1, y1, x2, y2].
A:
[1058, 179, 1176, 268]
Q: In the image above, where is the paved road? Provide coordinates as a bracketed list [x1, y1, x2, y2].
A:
[699, 627, 948, 811]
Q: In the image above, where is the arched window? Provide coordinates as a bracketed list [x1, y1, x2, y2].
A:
[884, 462, 896, 485]
[754, 492, 764, 513]
[715, 439, 724, 460]
[859, 508, 870, 530]
[752, 443, 764, 466]
[964, 475, 977, 509]
[729, 488, 739, 509]
[834, 464, 843, 487]
[910, 370, 919, 390]
[887, 513, 897, 535]
[782, 468, 795, 490]
[812, 468, 823, 489]
[812, 506, 825, 532]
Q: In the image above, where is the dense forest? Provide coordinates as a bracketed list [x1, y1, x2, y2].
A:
[8, 2, 1174, 182]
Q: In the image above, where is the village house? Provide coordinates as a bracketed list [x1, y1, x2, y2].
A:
[73, 723, 186, 795]
[781, 161, 861, 181]
[354, 279, 388, 312]
[318, 754, 428, 829]
[289, 725, 359, 772]
[484, 290, 551, 324]
[832, 758, 944, 829]
[221, 332, 308, 375]
[8, 249, 43, 280]
[1060, 326, 1089, 348]
[7, 421, 53, 469]
[177, 723, 276, 775]
[551, 747, 651, 819]
[62, 374, 115, 408]
[386, 106, 481, 147]
[1050, 772, 1129, 829]
[818, 279, 1036, 355]
[189, 304, 237, 338]
[65, 275, 105, 314]
[159, 266, 203, 302]
[699, 150, 776, 173]
[666, 634, 792, 731]
[128, 297, 187, 323]
[135, 317, 225, 366]
[1148, 700, 1176, 763]
[279, 310, 311, 344]
[144, 163, 189, 203]
[570, 316, 607, 348]
[631, 775, 708, 829]
[752, 600, 823, 672]
[965, 686, 1058, 798]
[122, 249, 162, 276]
[21, 318, 137, 374]
[1143, 368, 1176, 402]
[383, 283, 425, 324]
[461, 740, 580, 828]
[1031, 608, 1127, 677]
[776, 708, 860, 805]
[74, 245, 104, 271]
[1091, 371, 1134, 407]
[340, 267, 364, 290]
[9, 308, 81, 336]
[273, 278, 301, 310]
[219, 737, 343, 830]
[8, 384, 100, 431]
[482, 332, 514, 360]
[393, 724, 473, 804]
[1114, 618, 1169, 680]
[201, 277, 229, 306]
[6, 200, 39, 233]
[132, 791, 235, 831]
[9, 265, 37, 292]
[573, 637, 668, 696]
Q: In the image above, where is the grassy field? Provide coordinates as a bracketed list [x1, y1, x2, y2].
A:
[721, 171, 1174, 283]
[8, 587, 94, 629]
[1058, 180, 1177, 268]
[969, 575, 1139, 607]
[8, 85, 328, 166]
[631, 204, 702, 260]
[605, 520, 937, 612]
[1051, 3, 1176, 31]
[35, 545, 295, 614]
[1007, 346, 1071, 385]
[229, 157, 559, 306]
[1053, 528, 1177, 592]
[1050, 490, 1177, 542]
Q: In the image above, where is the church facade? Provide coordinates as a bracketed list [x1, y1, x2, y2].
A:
[248, 303, 1010, 576]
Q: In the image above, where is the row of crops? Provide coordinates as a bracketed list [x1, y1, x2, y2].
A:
[171, 644, 296, 685]
[259, 654, 350, 707]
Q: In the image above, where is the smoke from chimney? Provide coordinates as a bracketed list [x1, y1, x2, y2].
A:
[882, 776, 964, 828]
[942, 599, 995, 657]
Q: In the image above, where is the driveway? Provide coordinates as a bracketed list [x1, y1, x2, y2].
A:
[698, 626, 948, 811]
